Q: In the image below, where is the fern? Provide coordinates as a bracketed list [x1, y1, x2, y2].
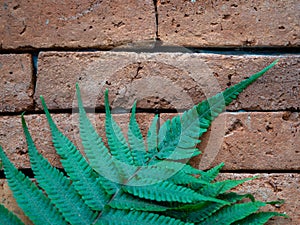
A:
[0, 60, 287, 225]
[0, 204, 24, 225]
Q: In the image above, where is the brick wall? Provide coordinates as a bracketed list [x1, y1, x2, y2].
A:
[0, 0, 299, 224]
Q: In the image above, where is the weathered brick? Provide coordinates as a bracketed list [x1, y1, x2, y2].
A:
[0, 0, 155, 49]
[217, 173, 300, 225]
[35, 52, 299, 111]
[158, 0, 300, 47]
[1, 174, 298, 224]
[187, 112, 299, 170]
[159, 111, 300, 171]
[0, 112, 154, 168]
[0, 54, 34, 112]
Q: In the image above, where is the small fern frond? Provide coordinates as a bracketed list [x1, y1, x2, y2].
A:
[96, 208, 194, 225]
[198, 177, 256, 197]
[104, 89, 134, 166]
[128, 101, 148, 166]
[146, 114, 159, 155]
[198, 201, 266, 225]
[199, 162, 225, 182]
[0, 204, 24, 225]
[232, 211, 288, 225]
[123, 179, 227, 204]
[0, 146, 67, 225]
[195, 60, 278, 138]
[109, 191, 169, 212]
[155, 116, 200, 161]
[166, 192, 255, 223]
[76, 84, 120, 193]
[21, 115, 96, 224]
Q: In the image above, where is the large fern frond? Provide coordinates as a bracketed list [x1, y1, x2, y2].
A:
[0, 60, 285, 225]
[149, 60, 278, 163]
[0, 146, 67, 225]
[22, 115, 96, 224]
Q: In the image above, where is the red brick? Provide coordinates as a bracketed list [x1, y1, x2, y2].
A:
[35, 52, 299, 111]
[0, 0, 155, 49]
[0, 54, 34, 112]
[217, 173, 300, 225]
[187, 112, 300, 170]
[0, 112, 154, 168]
[158, 0, 299, 47]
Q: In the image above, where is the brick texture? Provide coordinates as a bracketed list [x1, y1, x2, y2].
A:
[217, 173, 300, 225]
[0, 0, 155, 49]
[1, 110, 299, 171]
[35, 52, 300, 111]
[1, 173, 298, 224]
[0, 112, 154, 168]
[158, 0, 300, 47]
[160, 111, 300, 171]
[0, 54, 34, 112]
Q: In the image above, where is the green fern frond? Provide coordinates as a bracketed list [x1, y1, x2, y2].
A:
[0, 204, 24, 225]
[199, 162, 225, 182]
[109, 191, 169, 212]
[76, 85, 124, 188]
[198, 177, 256, 197]
[21, 115, 96, 224]
[128, 101, 148, 166]
[41, 95, 113, 211]
[146, 114, 159, 155]
[104, 89, 134, 166]
[195, 60, 278, 136]
[166, 192, 256, 223]
[0, 146, 67, 225]
[151, 60, 278, 164]
[123, 179, 227, 204]
[0, 61, 285, 225]
[198, 201, 267, 225]
[232, 211, 288, 225]
[96, 208, 194, 225]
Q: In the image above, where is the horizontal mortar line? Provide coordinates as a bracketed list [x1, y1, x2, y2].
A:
[0, 46, 299, 55]
[0, 168, 67, 179]
[0, 169, 299, 180]
[220, 169, 300, 174]
[1, 109, 299, 117]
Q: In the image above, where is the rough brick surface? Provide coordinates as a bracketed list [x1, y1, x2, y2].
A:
[0, 112, 154, 168]
[217, 173, 300, 225]
[0, 54, 34, 112]
[1, 173, 298, 224]
[0, 0, 155, 49]
[158, 0, 300, 47]
[159, 111, 300, 171]
[35, 52, 299, 111]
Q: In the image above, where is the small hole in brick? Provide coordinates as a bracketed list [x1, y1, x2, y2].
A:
[13, 4, 20, 10]
[278, 26, 285, 30]
[9, 71, 13, 74]
[222, 14, 231, 20]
